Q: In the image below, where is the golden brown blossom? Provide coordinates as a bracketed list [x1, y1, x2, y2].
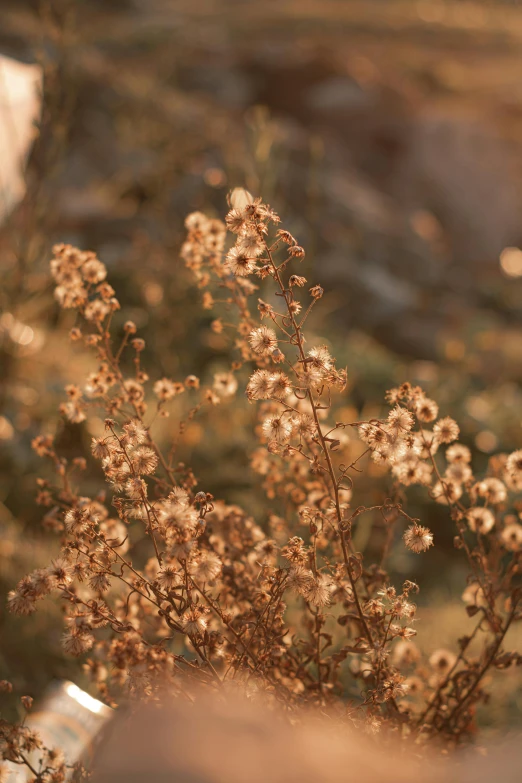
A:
[403, 524, 434, 553]
[249, 326, 278, 356]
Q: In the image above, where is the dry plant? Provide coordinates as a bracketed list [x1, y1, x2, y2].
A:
[2, 191, 522, 781]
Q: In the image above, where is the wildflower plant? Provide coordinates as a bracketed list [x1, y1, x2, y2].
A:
[3, 191, 522, 778]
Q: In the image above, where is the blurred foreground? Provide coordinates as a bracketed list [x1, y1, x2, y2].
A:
[92, 689, 522, 783]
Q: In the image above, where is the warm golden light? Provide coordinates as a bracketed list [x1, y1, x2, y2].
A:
[500, 247, 522, 278]
[64, 682, 107, 715]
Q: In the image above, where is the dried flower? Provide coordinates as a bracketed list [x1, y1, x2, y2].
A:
[249, 326, 278, 356]
[154, 378, 184, 401]
[403, 524, 434, 554]
[467, 507, 495, 535]
[501, 523, 522, 552]
[433, 417, 460, 444]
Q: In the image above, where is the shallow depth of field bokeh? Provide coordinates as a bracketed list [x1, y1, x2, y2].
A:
[2, 0, 522, 737]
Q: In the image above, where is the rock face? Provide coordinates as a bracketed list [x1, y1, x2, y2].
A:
[239, 43, 522, 356]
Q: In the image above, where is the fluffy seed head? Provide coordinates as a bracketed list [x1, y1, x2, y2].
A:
[403, 524, 434, 553]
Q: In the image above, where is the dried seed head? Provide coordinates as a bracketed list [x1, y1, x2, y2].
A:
[403, 524, 434, 553]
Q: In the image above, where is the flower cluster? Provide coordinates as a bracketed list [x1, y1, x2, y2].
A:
[4, 194, 522, 781]
[178, 192, 522, 738]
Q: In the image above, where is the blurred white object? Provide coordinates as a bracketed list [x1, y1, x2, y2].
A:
[6, 680, 112, 781]
[229, 187, 253, 210]
[0, 53, 42, 223]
